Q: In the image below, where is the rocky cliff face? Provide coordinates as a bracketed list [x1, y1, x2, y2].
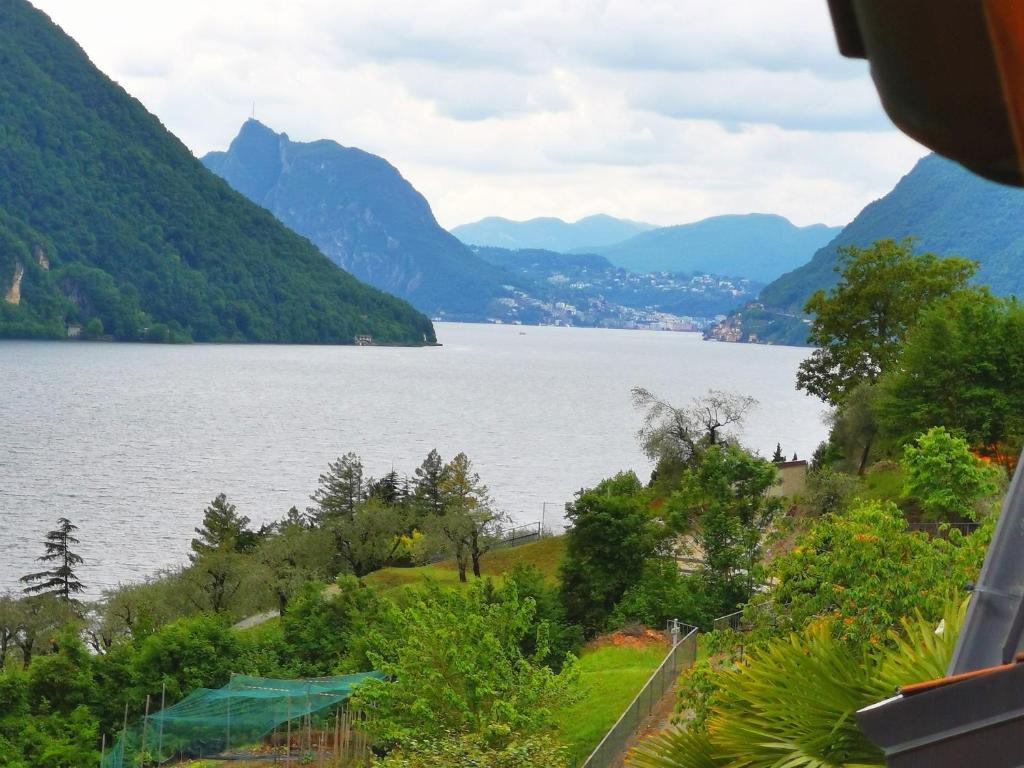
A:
[203, 121, 517, 319]
[4, 261, 24, 305]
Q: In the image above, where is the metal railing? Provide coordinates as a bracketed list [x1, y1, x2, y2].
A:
[577, 624, 698, 768]
[711, 600, 775, 633]
[493, 521, 543, 549]
[906, 521, 981, 538]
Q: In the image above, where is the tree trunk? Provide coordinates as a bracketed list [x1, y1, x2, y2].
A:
[472, 551, 481, 578]
[857, 434, 874, 475]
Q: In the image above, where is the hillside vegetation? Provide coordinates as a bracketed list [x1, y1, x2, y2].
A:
[762, 153, 1024, 313]
[0, 2, 433, 343]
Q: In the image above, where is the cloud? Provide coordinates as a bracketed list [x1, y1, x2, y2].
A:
[31, 0, 928, 230]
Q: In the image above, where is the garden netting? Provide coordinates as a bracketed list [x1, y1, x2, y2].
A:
[102, 672, 384, 767]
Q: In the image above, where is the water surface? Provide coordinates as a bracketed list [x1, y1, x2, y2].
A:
[0, 323, 827, 595]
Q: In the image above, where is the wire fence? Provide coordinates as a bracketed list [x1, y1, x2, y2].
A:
[906, 521, 982, 537]
[575, 623, 698, 768]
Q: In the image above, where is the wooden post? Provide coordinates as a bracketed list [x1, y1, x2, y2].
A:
[138, 695, 150, 767]
[286, 697, 292, 761]
[156, 682, 165, 765]
[121, 702, 129, 765]
[334, 708, 340, 767]
[305, 685, 311, 752]
[100, 733, 105, 768]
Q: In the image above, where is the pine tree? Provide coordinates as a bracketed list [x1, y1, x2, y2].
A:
[772, 443, 785, 463]
[20, 518, 86, 602]
[368, 469, 404, 505]
[413, 449, 447, 518]
[308, 452, 365, 524]
[190, 494, 254, 562]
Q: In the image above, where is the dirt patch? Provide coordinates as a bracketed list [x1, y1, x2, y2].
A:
[590, 625, 669, 650]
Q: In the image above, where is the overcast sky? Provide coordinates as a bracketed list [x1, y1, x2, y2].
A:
[33, 0, 927, 229]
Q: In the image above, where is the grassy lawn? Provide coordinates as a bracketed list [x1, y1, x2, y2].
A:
[363, 534, 566, 596]
[554, 642, 670, 765]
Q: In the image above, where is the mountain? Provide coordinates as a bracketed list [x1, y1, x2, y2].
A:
[761, 154, 1024, 312]
[0, 0, 433, 344]
[451, 215, 655, 252]
[203, 121, 515, 320]
[584, 214, 842, 284]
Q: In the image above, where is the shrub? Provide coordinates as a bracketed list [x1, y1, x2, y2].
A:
[902, 427, 1002, 522]
[767, 499, 991, 644]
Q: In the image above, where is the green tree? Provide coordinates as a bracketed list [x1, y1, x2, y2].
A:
[256, 509, 332, 613]
[797, 238, 975, 406]
[83, 317, 103, 339]
[189, 494, 257, 562]
[610, 558, 715, 630]
[329, 498, 408, 577]
[412, 449, 446, 518]
[308, 453, 366, 524]
[875, 290, 1024, 465]
[20, 518, 86, 603]
[435, 453, 509, 580]
[353, 581, 577, 747]
[0, 593, 19, 666]
[10, 596, 74, 668]
[503, 563, 583, 670]
[281, 577, 385, 675]
[559, 472, 668, 635]
[183, 549, 263, 616]
[902, 427, 1002, 522]
[667, 445, 781, 616]
[771, 443, 784, 463]
[131, 614, 240, 703]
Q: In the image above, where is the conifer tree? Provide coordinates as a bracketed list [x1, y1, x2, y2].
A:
[772, 443, 785, 463]
[308, 452, 366, 524]
[20, 517, 86, 602]
[412, 449, 447, 518]
[190, 494, 255, 562]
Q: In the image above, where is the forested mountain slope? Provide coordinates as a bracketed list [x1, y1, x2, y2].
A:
[761, 154, 1024, 312]
[0, 0, 434, 344]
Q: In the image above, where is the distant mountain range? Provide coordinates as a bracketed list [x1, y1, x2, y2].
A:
[454, 213, 840, 285]
[714, 153, 1024, 345]
[451, 215, 656, 253]
[203, 121, 516, 320]
[583, 214, 842, 284]
[0, 1, 433, 344]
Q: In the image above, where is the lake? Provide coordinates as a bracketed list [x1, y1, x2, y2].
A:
[0, 323, 828, 596]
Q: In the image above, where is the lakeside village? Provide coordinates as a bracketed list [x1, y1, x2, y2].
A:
[462, 271, 752, 331]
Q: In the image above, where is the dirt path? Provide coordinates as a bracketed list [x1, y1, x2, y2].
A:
[609, 670, 683, 768]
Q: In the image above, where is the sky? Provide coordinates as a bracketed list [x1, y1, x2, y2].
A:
[32, 0, 928, 230]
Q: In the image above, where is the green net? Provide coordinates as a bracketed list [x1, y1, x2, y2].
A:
[102, 672, 383, 767]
